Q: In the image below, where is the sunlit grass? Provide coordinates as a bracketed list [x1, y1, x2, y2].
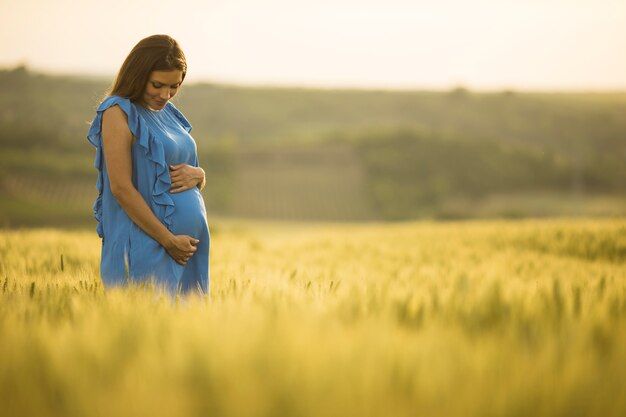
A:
[1, 219, 625, 417]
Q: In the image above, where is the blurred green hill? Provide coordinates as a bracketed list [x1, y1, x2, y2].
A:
[1, 66, 625, 226]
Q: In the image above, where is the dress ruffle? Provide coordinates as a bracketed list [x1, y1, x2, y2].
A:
[87, 96, 175, 237]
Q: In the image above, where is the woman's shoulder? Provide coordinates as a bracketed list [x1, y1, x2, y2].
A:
[96, 96, 144, 139]
[88, 95, 140, 148]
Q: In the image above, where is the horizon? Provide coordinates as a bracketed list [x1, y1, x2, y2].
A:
[4, 64, 626, 94]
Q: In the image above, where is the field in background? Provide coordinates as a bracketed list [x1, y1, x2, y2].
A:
[230, 143, 375, 220]
[1, 219, 625, 417]
[1, 67, 626, 226]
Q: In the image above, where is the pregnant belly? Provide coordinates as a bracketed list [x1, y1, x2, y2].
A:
[169, 188, 208, 237]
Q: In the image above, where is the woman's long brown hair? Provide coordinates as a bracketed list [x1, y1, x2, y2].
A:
[108, 34, 187, 102]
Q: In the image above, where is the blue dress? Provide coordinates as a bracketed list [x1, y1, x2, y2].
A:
[87, 95, 210, 295]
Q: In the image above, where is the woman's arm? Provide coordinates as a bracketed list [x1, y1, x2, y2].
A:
[101, 105, 199, 266]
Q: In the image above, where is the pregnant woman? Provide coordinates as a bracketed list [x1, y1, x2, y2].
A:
[87, 34, 210, 296]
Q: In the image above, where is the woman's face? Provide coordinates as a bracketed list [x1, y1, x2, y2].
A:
[141, 69, 183, 110]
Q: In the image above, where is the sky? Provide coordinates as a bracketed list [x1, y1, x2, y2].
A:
[1, 0, 625, 90]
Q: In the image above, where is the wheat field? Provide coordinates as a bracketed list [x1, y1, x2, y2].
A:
[1, 219, 625, 417]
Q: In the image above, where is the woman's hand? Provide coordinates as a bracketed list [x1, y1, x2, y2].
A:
[163, 235, 199, 266]
[169, 164, 205, 193]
